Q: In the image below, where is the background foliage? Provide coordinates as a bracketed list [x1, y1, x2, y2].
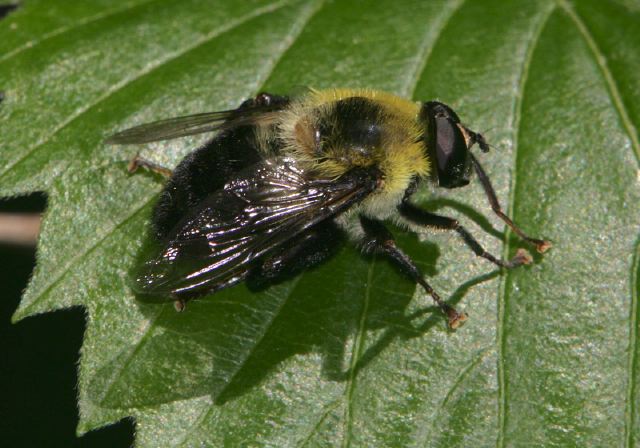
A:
[1, 0, 640, 446]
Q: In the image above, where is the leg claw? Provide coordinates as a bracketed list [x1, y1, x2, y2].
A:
[513, 248, 533, 266]
[127, 156, 141, 174]
[447, 308, 468, 330]
[174, 299, 186, 312]
[536, 240, 552, 254]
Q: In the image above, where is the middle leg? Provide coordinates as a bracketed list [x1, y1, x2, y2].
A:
[398, 202, 532, 269]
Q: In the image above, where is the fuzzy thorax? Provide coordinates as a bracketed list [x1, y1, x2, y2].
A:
[277, 88, 430, 219]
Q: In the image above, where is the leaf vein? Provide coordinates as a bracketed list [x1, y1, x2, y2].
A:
[98, 304, 167, 406]
[104, 1, 330, 442]
[625, 240, 640, 447]
[341, 258, 375, 448]
[557, 0, 640, 164]
[339, 4, 470, 443]
[297, 399, 341, 448]
[0, 0, 290, 180]
[496, 5, 556, 447]
[556, 2, 640, 446]
[0, 0, 162, 63]
[422, 346, 493, 445]
[402, 0, 465, 98]
[17, 194, 155, 318]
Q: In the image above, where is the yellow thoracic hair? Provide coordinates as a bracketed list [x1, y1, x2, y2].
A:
[279, 88, 429, 192]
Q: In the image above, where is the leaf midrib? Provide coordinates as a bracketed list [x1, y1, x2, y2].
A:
[496, 3, 556, 447]
[338, 2, 466, 446]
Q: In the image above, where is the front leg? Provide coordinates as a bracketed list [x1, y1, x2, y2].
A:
[470, 153, 551, 253]
[359, 215, 467, 329]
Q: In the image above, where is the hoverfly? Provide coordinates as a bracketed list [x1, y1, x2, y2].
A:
[107, 89, 550, 328]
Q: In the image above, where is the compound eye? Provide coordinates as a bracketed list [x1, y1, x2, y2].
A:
[430, 101, 461, 123]
[434, 117, 470, 188]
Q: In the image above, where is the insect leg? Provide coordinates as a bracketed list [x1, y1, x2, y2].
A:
[253, 92, 290, 108]
[359, 215, 467, 329]
[128, 154, 173, 178]
[256, 222, 341, 280]
[237, 92, 290, 111]
[469, 153, 551, 253]
[398, 202, 532, 269]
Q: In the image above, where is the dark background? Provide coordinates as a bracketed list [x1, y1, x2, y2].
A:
[0, 194, 134, 447]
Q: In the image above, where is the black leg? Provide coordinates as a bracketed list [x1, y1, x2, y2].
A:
[359, 215, 467, 329]
[237, 92, 290, 111]
[398, 203, 532, 269]
[128, 154, 173, 178]
[469, 153, 551, 253]
[260, 232, 328, 278]
[251, 222, 342, 284]
[174, 298, 186, 312]
[253, 92, 290, 108]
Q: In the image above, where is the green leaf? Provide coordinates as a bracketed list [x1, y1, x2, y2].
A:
[2, 0, 640, 446]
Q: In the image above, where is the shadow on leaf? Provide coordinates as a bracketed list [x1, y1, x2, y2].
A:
[418, 197, 505, 240]
[89, 199, 510, 410]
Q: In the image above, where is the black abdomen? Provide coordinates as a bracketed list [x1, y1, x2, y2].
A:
[152, 126, 262, 240]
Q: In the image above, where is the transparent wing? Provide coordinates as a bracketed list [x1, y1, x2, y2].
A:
[106, 94, 289, 144]
[132, 158, 378, 300]
[105, 110, 244, 144]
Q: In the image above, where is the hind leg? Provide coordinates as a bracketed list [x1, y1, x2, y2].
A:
[252, 222, 342, 286]
[128, 154, 173, 178]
